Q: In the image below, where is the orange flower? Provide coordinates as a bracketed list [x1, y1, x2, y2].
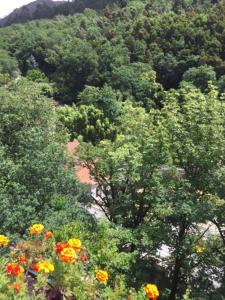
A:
[0, 234, 9, 247]
[13, 282, 21, 294]
[96, 270, 108, 284]
[32, 263, 40, 272]
[143, 284, 159, 300]
[44, 231, 53, 240]
[68, 238, 82, 251]
[59, 247, 77, 263]
[34, 261, 54, 273]
[18, 255, 27, 264]
[29, 224, 44, 235]
[56, 242, 69, 254]
[6, 263, 24, 276]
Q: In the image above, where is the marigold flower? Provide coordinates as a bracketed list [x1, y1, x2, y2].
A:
[0, 234, 9, 246]
[196, 245, 205, 253]
[56, 242, 70, 254]
[29, 224, 44, 235]
[6, 263, 24, 276]
[96, 270, 108, 284]
[32, 263, 40, 272]
[44, 231, 53, 240]
[143, 284, 159, 300]
[35, 261, 55, 273]
[18, 255, 27, 264]
[13, 282, 21, 294]
[59, 247, 77, 263]
[68, 238, 82, 251]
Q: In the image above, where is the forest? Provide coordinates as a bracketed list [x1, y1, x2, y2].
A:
[0, 0, 224, 299]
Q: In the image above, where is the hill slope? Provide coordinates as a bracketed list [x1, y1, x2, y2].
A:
[0, 0, 65, 27]
[0, 0, 120, 27]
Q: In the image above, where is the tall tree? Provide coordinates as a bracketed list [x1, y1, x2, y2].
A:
[0, 79, 83, 235]
[80, 85, 225, 298]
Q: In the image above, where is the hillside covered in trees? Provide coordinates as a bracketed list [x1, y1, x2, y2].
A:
[0, 0, 122, 27]
[0, 0, 224, 299]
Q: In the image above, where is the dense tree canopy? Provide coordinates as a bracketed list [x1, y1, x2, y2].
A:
[0, 79, 86, 236]
[0, 49, 18, 85]
[57, 103, 116, 144]
[79, 85, 225, 299]
[1, 0, 225, 103]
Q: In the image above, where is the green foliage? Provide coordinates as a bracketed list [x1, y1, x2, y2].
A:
[55, 220, 136, 277]
[80, 85, 225, 298]
[217, 75, 225, 93]
[26, 69, 49, 83]
[1, 0, 225, 101]
[78, 84, 122, 122]
[0, 1, 225, 299]
[0, 79, 84, 235]
[182, 65, 217, 91]
[0, 221, 143, 299]
[50, 37, 99, 101]
[109, 63, 164, 109]
[0, 50, 18, 84]
[57, 104, 116, 144]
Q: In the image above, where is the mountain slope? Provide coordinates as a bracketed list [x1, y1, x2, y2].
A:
[0, 0, 121, 27]
[0, 0, 65, 27]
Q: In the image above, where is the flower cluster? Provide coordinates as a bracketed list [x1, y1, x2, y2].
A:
[144, 284, 160, 300]
[0, 223, 160, 299]
[56, 242, 69, 254]
[56, 238, 81, 263]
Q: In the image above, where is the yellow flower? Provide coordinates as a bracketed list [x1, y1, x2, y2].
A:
[96, 270, 108, 284]
[29, 224, 44, 235]
[37, 261, 55, 273]
[68, 238, 82, 251]
[196, 245, 205, 253]
[143, 283, 159, 299]
[0, 235, 9, 247]
[59, 247, 77, 263]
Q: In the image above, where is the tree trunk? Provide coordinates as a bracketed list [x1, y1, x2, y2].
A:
[168, 257, 181, 300]
[168, 221, 186, 300]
